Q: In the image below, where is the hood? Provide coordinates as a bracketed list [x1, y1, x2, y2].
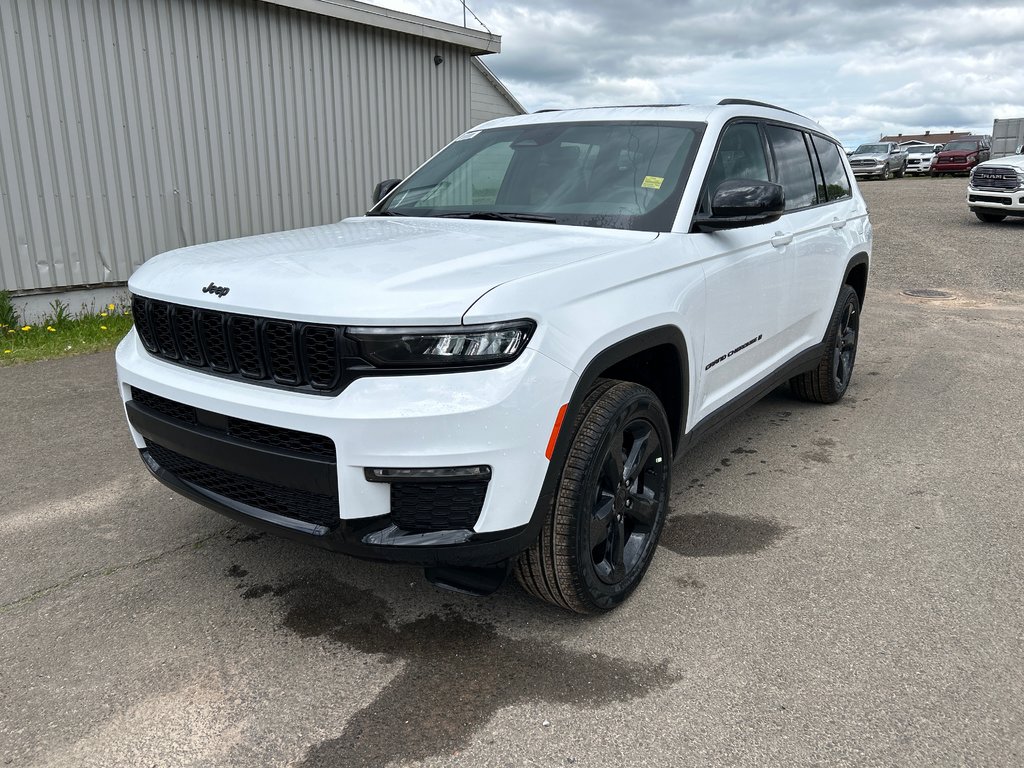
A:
[937, 149, 976, 158]
[850, 151, 888, 161]
[128, 217, 657, 324]
[976, 154, 1024, 171]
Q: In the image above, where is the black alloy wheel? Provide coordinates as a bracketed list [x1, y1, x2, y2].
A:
[832, 296, 859, 393]
[515, 380, 672, 613]
[588, 415, 667, 586]
[790, 284, 861, 404]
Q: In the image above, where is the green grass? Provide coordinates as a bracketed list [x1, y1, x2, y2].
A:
[1, 297, 134, 365]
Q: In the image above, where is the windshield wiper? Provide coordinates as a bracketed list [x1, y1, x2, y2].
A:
[434, 211, 558, 224]
[365, 210, 410, 217]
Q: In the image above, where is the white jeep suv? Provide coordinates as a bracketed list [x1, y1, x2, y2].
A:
[117, 100, 872, 613]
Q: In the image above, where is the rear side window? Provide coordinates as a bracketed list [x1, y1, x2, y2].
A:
[811, 135, 852, 202]
[765, 124, 817, 210]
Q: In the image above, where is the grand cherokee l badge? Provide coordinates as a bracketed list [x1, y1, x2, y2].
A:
[202, 282, 230, 297]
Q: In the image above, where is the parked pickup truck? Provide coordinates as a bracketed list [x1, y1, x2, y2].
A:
[967, 149, 1024, 222]
[905, 144, 942, 175]
[848, 142, 908, 180]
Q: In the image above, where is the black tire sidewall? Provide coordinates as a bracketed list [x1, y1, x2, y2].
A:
[566, 387, 672, 611]
[827, 285, 860, 399]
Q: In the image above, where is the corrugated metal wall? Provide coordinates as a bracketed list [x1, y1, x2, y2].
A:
[0, 0, 471, 294]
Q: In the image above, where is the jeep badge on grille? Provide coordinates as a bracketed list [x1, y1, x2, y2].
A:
[202, 282, 230, 297]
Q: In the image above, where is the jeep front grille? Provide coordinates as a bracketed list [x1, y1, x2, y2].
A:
[131, 295, 344, 394]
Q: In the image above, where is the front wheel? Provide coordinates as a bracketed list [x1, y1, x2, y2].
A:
[896, 163, 906, 178]
[881, 165, 893, 180]
[975, 211, 1006, 223]
[790, 285, 860, 404]
[515, 380, 672, 613]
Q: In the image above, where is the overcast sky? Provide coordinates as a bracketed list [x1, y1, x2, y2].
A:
[371, 0, 1024, 148]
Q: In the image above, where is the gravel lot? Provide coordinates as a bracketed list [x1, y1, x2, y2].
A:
[1, 176, 1022, 767]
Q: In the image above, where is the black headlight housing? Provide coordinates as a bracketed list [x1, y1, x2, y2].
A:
[347, 320, 536, 370]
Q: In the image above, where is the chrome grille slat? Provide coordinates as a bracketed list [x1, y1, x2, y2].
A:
[971, 166, 1020, 191]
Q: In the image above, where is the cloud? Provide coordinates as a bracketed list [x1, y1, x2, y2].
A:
[371, 1, 1024, 146]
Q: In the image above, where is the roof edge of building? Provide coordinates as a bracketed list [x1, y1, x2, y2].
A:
[257, 0, 501, 54]
[471, 58, 526, 114]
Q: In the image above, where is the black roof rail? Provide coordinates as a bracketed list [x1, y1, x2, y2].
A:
[717, 98, 801, 116]
[533, 104, 688, 114]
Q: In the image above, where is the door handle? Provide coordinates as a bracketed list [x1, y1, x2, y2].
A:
[770, 231, 793, 248]
[831, 217, 847, 230]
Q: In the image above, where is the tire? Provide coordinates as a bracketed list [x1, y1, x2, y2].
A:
[514, 380, 672, 613]
[975, 211, 1006, 223]
[896, 163, 906, 178]
[790, 285, 860, 404]
[881, 165, 892, 180]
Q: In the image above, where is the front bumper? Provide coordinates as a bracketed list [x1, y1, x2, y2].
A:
[967, 187, 1024, 216]
[851, 162, 886, 177]
[116, 330, 576, 565]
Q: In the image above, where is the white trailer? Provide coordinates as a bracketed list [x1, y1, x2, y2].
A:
[992, 118, 1024, 158]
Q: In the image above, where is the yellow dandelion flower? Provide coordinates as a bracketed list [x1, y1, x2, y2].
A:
[108, 303, 116, 311]
[100, 312, 108, 317]
[6, 329, 14, 334]
[3, 349, 11, 354]
[100, 325, 108, 330]
[21, 325, 31, 331]
[47, 326, 56, 332]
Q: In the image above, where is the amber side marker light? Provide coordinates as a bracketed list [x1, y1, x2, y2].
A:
[545, 404, 568, 460]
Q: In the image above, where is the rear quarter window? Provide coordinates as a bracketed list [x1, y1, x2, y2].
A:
[811, 135, 852, 202]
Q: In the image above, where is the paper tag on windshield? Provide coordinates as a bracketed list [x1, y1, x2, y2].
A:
[642, 176, 664, 189]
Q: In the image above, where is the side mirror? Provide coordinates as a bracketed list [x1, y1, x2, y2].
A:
[1017, 145, 1024, 155]
[371, 178, 402, 206]
[695, 180, 785, 232]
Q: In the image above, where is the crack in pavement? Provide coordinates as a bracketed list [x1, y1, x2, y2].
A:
[0, 525, 236, 614]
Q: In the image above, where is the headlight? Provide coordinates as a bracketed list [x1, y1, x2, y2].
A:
[347, 320, 535, 369]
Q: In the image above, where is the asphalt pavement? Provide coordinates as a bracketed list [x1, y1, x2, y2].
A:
[1, 176, 1022, 767]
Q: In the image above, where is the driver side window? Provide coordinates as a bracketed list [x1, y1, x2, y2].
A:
[702, 122, 770, 212]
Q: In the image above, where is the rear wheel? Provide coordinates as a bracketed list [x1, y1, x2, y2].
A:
[896, 163, 906, 178]
[515, 380, 672, 613]
[975, 211, 1006, 223]
[790, 285, 860, 404]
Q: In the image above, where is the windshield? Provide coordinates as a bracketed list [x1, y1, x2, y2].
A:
[907, 145, 937, 154]
[943, 140, 979, 151]
[854, 144, 889, 154]
[372, 121, 703, 232]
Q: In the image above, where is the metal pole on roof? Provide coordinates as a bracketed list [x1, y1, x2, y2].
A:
[463, 1, 467, 27]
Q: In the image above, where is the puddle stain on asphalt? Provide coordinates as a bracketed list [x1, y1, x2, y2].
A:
[230, 570, 678, 768]
[659, 512, 792, 557]
[800, 437, 837, 465]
